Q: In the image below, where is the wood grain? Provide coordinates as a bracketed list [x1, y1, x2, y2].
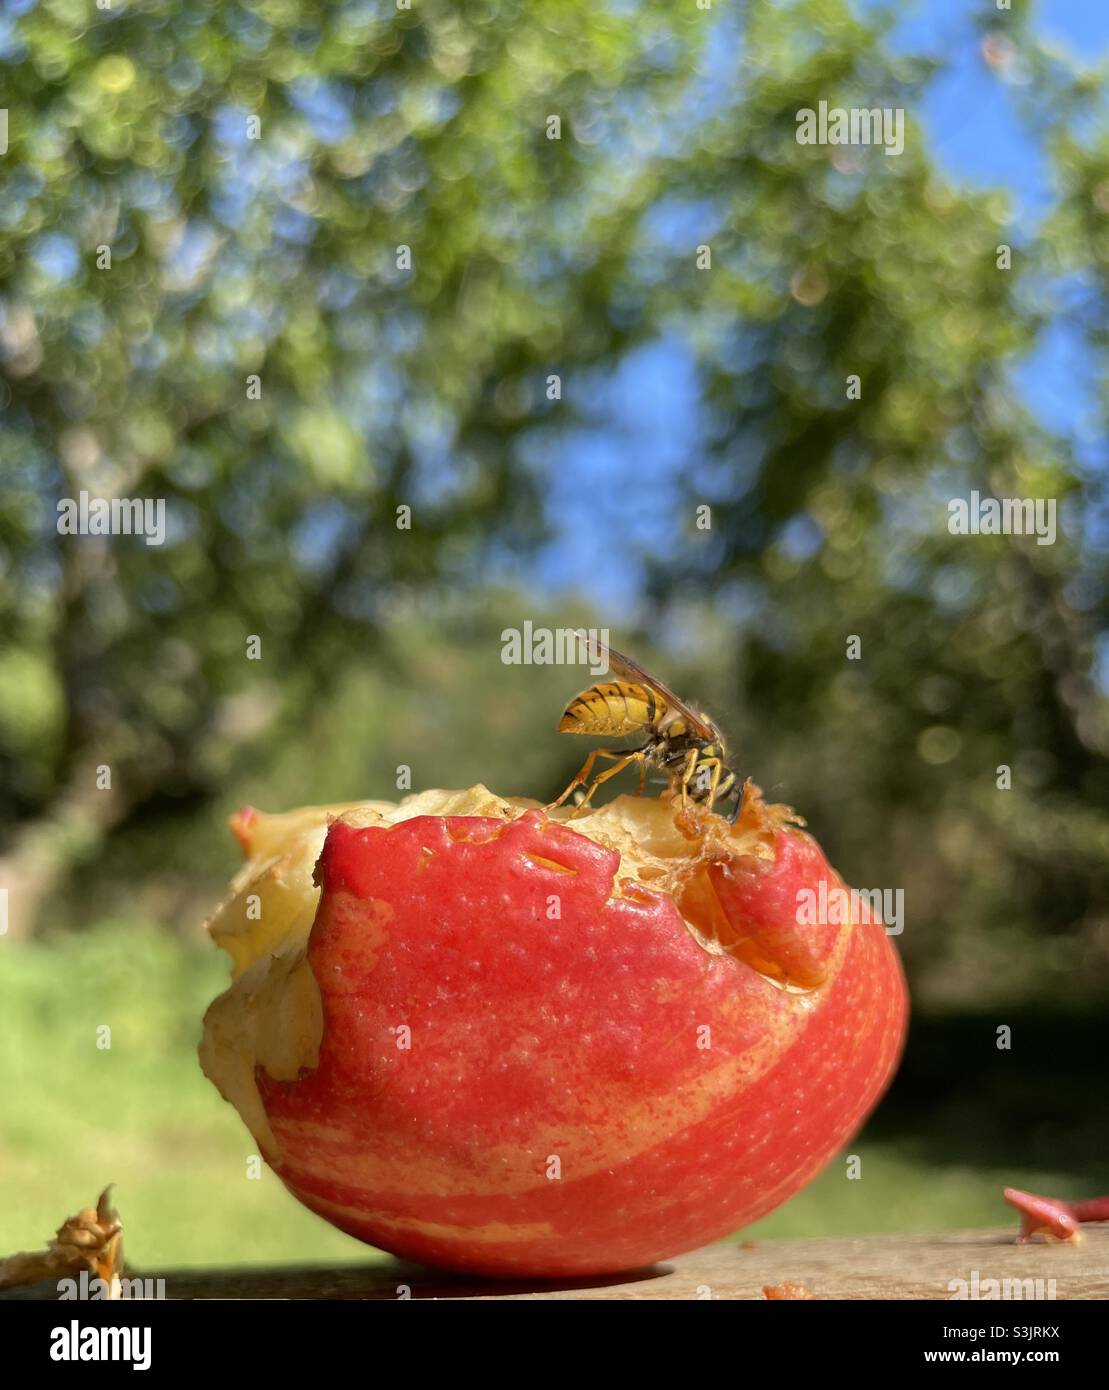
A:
[4, 1225, 1107, 1300]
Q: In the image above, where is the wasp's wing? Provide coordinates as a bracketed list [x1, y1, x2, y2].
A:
[572, 631, 718, 741]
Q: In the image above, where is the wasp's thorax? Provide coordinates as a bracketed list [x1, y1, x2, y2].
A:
[653, 716, 738, 806]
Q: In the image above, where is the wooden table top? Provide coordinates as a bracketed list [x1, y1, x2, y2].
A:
[5, 1224, 1106, 1300]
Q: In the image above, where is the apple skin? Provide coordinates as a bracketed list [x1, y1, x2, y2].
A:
[253, 808, 908, 1278]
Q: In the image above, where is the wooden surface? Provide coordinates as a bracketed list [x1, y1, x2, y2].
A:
[4, 1225, 1107, 1299]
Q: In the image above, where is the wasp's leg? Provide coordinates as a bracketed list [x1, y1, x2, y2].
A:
[727, 780, 746, 823]
[549, 748, 631, 811]
[676, 748, 700, 809]
[548, 747, 613, 810]
[566, 749, 648, 819]
[693, 756, 724, 811]
[636, 758, 648, 796]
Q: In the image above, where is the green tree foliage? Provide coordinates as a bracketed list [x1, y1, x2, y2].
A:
[0, 0, 1104, 1010]
[0, 0, 705, 931]
[625, 0, 1109, 1003]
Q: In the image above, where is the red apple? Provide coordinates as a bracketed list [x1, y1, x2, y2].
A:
[200, 784, 907, 1277]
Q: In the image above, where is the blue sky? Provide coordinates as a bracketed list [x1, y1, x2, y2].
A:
[529, 0, 1109, 611]
[7, 0, 1105, 634]
[892, 0, 1108, 453]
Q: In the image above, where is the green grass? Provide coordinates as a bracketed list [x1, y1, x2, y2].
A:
[0, 922, 373, 1269]
[745, 1157, 1070, 1242]
[0, 922, 1090, 1269]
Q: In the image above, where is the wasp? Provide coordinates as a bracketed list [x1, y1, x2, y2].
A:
[549, 635, 744, 821]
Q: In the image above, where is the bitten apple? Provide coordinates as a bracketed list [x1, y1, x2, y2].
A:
[200, 784, 907, 1277]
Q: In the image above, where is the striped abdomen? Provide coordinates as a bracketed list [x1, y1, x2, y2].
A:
[557, 681, 666, 736]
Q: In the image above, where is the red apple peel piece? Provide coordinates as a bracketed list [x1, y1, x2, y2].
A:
[1004, 1186, 1109, 1244]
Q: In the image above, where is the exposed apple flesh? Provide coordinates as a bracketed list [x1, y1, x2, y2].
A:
[200, 784, 907, 1277]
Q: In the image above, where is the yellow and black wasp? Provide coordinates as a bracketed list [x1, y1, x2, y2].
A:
[549, 634, 743, 821]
